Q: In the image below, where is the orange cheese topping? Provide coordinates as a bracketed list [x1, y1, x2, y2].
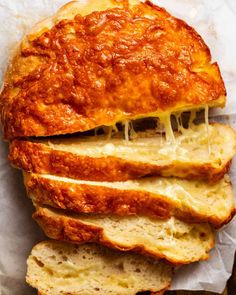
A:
[0, 1, 226, 138]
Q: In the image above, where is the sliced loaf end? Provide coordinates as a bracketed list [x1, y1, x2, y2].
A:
[27, 240, 172, 295]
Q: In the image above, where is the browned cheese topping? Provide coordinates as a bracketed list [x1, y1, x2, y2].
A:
[0, 1, 225, 138]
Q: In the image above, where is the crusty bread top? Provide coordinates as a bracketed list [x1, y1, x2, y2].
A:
[0, 0, 225, 139]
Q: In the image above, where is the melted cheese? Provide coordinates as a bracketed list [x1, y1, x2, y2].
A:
[130, 121, 137, 139]
[155, 118, 163, 144]
[189, 110, 197, 127]
[92, 105, 210, 156]
[174, 112, 184, 133]
[107, 126, 113, 140]
[159, 114, 175, 144]
[48, 105, 215, 164]
[48, 121, 226, 165]
[124, 120, 130, 141]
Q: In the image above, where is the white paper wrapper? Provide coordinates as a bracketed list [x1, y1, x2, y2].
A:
[0, 0, 235, 294]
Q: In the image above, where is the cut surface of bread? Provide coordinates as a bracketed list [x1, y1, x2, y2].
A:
[38, 294, 164, 295]
[27, 241, 172, 295]
[10, 123, 236, 181]
[33, 207, 215, 264]
[24, 172, 235, 228]
[0, 0, 225, 139]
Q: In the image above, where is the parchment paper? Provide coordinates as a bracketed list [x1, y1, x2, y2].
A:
[0, 1, 236, 294]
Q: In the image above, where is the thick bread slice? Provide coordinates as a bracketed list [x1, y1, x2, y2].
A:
[24, 173, 235, 228]
[9, 123, 236, 182]
[33, 207, 215, 264]
[0, 0, 225, 139]
[27, 241, 172, 295]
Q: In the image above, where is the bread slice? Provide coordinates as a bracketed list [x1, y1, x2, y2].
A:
[0, 0, 225, 139]
[27, 241, 172, 295]
[24, 172, 235, 228]
[33, 207, 215, 264]
[10, 123, 236, 182]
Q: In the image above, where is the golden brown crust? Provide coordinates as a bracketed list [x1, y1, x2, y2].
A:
[9, 136, 232, 183]
[33, 207, 215, 265]
[25, 173, 172, 218]
[0, 0, 225, 139]
[24, 173, 235, 228]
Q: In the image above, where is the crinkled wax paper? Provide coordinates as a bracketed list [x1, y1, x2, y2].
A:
[0, 0, 236, 294]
